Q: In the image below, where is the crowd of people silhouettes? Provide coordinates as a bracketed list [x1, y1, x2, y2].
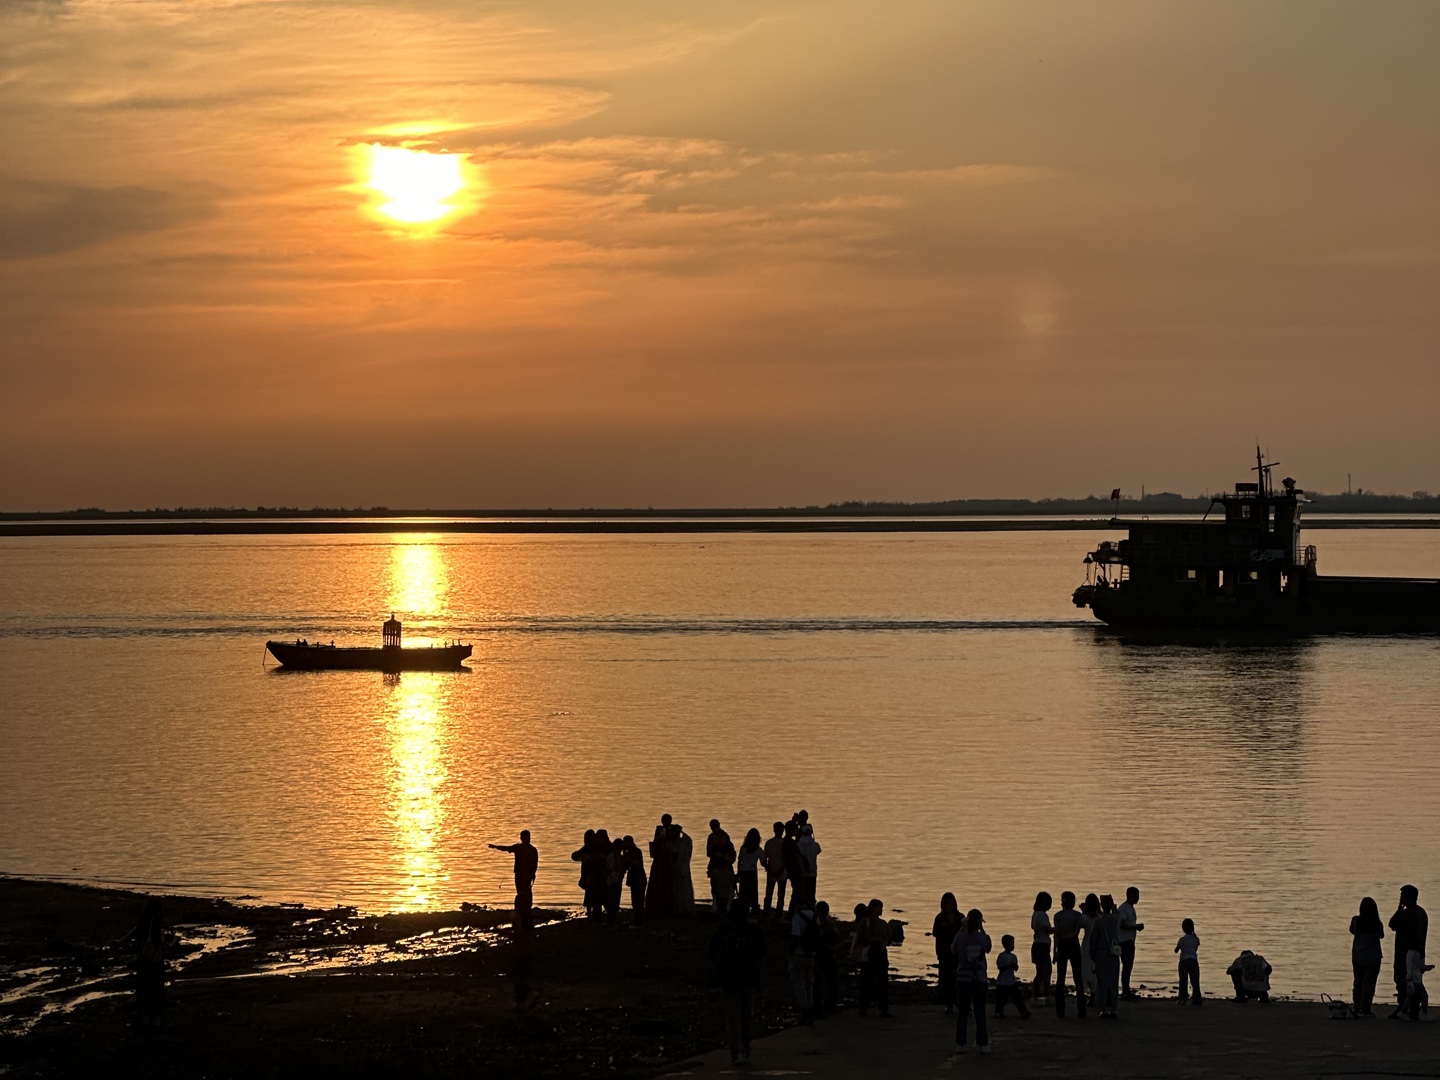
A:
[121, 823, 1428, 1063]
[482, 820, 1432, 1062]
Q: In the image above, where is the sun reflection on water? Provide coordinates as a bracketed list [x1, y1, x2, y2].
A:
[382, 675, 450, 911]
[387, 541, 449, 640]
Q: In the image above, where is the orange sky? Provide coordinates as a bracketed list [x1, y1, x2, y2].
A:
[1, 0, 1437, 509]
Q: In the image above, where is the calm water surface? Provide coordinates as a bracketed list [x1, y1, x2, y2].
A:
[2, 530, 1438, 996]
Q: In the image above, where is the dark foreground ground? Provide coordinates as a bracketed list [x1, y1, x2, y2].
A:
[0, 878, 833, 1079]
[682, 1000, 1439, 1080]
[2, 879, 1434, 1079]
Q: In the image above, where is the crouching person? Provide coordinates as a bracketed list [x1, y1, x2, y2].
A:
[1226, 950, 1272, 1003]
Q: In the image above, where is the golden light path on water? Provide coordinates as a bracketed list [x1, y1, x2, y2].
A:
[382, 539, 454, 909]
[389, 540, 449, 627]
[382, 676, 450, 911]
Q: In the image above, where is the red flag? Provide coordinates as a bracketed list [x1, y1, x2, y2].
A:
[1110, 488, 1121, 501]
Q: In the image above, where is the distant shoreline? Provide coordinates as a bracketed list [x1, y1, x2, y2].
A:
[3, 516, 1439, 537]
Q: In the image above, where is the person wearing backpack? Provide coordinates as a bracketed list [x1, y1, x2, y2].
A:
[951, 908, 992, 1053]
[710, 902, 767, 1065]
[791, 900, 820, 1023]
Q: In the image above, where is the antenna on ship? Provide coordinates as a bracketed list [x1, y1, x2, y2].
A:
[1252, 444, 1279, 498]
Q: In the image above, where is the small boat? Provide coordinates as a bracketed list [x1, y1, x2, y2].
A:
[266, 616, 472, 671]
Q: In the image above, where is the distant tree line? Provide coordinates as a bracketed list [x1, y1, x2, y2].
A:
[5, 490, 1440, 519]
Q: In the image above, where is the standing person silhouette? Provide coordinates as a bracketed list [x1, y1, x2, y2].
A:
[571, 830, 602, 921]
[993, 934, 1031, 1018]
[1089, 894, 1122, 1018]
[951, 909, 992, 1054]
[1031, 892, 1054, 1005]
[813, 901, 841, 1014]
[1117, 886, 1145, 1000]
[1052, 891, 1087, 1018]
[710, 902, 766, 1066]
[762, 822, 788, 917]
[488, 830, 539, 931]
[674, 822, 695, 915]
[789, 896, 819, 1024]
[622, 836, 647, 927]
[736, 828, 765, 914]
[707, 819, 737, 916]
[128, 897, 166, 1029]
[780, 822, 805, 914]
[859, 898, 893, 1017]
[796, 824, 821, 908]
[933, 893, 962, 1014]
[1080, 893, 1101, 1003]
[645, 815, 676, 917]
[601, 829, 624, 925]
[1388, 885, 1428, 1019]
[1174, 918, 1202, 1005]
[1349, 896, 1384, 1017]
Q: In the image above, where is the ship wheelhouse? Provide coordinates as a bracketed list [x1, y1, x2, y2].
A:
[1074, 457, 1317, 625]
[1072, 453, 1440, 633]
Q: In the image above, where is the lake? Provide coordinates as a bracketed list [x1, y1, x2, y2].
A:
[2, 528, 1437, 996]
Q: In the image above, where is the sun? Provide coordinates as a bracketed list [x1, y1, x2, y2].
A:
[358, 144, 474, 227]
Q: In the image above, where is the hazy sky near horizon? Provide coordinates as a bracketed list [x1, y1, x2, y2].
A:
[1, 0, 1437, 509]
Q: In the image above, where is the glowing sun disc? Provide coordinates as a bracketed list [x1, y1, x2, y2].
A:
[361, 144, 470, 225]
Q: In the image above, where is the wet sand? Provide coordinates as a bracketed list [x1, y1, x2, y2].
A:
[2, 878, 1434, 1078]
[0, 878, 801, 1078]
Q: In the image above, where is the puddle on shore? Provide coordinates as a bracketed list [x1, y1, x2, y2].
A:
[214, 923, 508, 979]
[0, 920, 513, 1037]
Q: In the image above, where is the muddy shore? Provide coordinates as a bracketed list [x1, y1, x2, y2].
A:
[3, 878, 1434, 1079]
[0, 877, 855, 1078]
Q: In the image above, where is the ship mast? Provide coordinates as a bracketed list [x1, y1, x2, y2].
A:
[1252, 445, 1279, 498]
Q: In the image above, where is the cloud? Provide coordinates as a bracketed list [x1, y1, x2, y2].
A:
[854, 164, 1057, 186]
[0, 181, 215, 259]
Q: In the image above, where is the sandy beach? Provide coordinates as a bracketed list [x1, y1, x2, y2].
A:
[2, 878, 1434, 1078]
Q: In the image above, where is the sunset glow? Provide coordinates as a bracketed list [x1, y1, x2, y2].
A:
[1, 2, 1438, 507]
[360, 144, 472, 226]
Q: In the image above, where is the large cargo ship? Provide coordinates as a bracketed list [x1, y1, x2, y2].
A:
[266, 616, 472, 671]
[1071, 454, 1440, 633]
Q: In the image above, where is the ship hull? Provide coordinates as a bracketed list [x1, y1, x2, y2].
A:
[266, 641, 473, 671]
[1080, 576, 1440, 634]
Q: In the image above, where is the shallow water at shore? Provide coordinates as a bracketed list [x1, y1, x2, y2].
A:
[2, 530, 1438, 995]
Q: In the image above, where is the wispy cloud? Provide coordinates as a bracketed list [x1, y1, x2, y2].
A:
[0, 180, 215, 259]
